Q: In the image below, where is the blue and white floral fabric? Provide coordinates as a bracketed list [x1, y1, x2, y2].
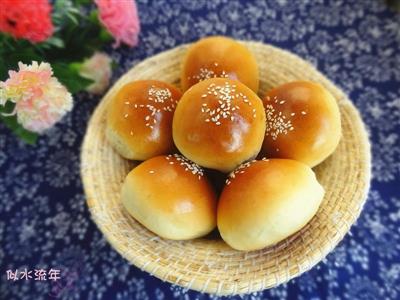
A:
[1, 0, 399, 299]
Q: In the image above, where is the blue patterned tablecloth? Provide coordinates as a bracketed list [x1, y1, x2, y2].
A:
[1, 0, 400, 299]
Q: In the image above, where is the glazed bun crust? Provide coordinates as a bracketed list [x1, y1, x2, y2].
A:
[261, 81, 341, 167]
[121, 155, 217, 240]
[106, 80, 182, 160]
[181, 36, 259, 92]
[173, 78, 266, 173]
[218, 159, 325, 251]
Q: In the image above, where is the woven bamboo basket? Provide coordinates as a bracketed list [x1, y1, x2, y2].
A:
[80, 42, 371, 295]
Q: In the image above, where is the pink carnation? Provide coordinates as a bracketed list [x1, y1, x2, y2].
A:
[79, 52, 112, 95]
[95, 0, 140, 48]
[0, 62, 73, 133]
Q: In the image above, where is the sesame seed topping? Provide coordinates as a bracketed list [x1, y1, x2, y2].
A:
[225, 158, 269, 185]
[149, 170, 155, 174]
[148, 86, 172, 103]
[191, 64, 229, 82]
[129, 85, 177, 129]
[265, 102, 295, 140]
[301, 111, 307, 115]
[201, 81, 255, 125]
[165, 154, 204, 180]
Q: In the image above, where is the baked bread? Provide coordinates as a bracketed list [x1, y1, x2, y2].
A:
[181, 36, 259, 92]
[173, 78, 266, 173]
[261, 81, 341, 167]
[121, 154, 217, 240]
[106, 80, 182, 160]
[218, 159, 325, 251]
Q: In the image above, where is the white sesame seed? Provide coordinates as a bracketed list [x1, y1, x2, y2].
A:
[200, 82, 255, 125]
[225, 160, 258, 185]
[264, 104, 294, 140]
[165, 154, 204, 179]
[130, 86, 177, 129]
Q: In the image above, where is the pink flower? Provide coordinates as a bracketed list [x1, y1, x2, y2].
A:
[79, 52, 112, 95]
[95, 0, 140, 48]
[0, 62, 73, 133]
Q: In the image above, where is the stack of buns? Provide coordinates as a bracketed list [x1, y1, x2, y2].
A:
[106, 36, 342, 251]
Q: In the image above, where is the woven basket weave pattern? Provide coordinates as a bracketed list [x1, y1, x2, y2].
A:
[80, 42, 371, 295]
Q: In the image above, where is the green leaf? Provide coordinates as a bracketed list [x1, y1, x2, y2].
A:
[66, 11, 79, 25]
[52, 62, 94, 93]
[68, 62, 83, 73]
[46, 37, 65, 48]
[0, 102, 38, 144]
[99, 28, 113, 43]
[74, 0, 92, 5]
[89, 10, 100, 24]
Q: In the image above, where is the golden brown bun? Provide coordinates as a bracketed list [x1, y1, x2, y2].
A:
[173, 78, 266, 173]
[181, 36, 259, 92]
[261, 81, 341, 167]
[121, 154, 217, 240]
[218, 159, 324, 251]
[106, 80, 182, 160]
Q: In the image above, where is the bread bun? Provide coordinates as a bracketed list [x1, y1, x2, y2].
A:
[218, 159, 324, 251]
[121, 154, 217, 240]
[173, 78, 266, 173]
[181, 36, 259, 92]
[106, 80, 182, 160]
[261, 81, 341, 167]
